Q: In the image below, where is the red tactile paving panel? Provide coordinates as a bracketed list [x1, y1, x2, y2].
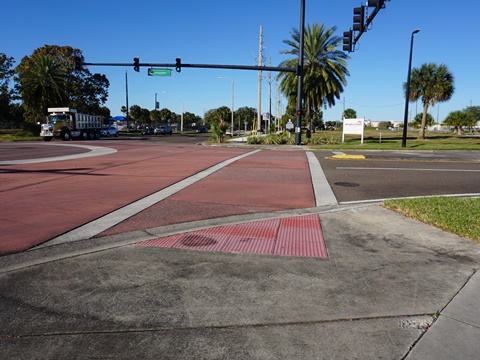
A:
[137, 215, 328, 258]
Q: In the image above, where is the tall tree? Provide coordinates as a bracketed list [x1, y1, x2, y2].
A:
[277, 23, 350, 129]
[16, 53, 67, 121]
[0, 53, 16, 123]
[404, 63, 455, 140]
[235, 106, 257, 131]
[158, 108, 172, 123]
[182, 111, 202, 129]
[150, 109, 161, 123]
[15, 45, 109, 118]
[413, 112, 434, 128]
[343, 108, 356, 119]
[129, 105, 142, 120]
[464, 106, 480, 123]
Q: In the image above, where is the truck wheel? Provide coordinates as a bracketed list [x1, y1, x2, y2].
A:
[82, 131, 88, 140]
[61, 131, 71, 141]
[88, 131, 95, 140]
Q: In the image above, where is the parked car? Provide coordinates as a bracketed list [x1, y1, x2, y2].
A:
[154, 125, 173, 135]
[141, 126, 155, 135]
[196, 127, 208, 133]
[225, 130, 238, 137]
[100, 126, 119, 137]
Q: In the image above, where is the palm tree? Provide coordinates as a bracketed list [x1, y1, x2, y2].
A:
[404, 63, 454, 140]
[17, 53, 67, 122]
[443, 110, 474, 135]
[277, 23, 350, 129]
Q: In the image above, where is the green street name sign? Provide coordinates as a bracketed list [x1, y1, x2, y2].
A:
[148, 68, 172, 77]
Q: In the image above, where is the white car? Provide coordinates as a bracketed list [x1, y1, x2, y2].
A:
[100, 126, 119, 137]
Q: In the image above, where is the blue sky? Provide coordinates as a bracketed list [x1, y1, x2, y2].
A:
[3, 0, 479, 123]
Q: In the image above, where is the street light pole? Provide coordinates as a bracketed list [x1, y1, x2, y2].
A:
[402, 29, 420, 148]
[218, 76, 234, 135]
[155, 91, 166, 111]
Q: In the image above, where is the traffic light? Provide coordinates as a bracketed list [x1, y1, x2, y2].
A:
[367, 0, 385, 8]
[175, 58, 181, 73]
[74, 56, 82, 71]
[133, 57, 140, 72]
[343, 30, 353, 52]
[353, 6, 365, 33]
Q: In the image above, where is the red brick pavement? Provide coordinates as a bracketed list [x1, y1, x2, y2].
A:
[0, 142, 251, 255]
[99, 149, 315, 236]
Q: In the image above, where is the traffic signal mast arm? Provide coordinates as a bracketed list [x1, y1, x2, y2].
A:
[82, 61, 297, 73]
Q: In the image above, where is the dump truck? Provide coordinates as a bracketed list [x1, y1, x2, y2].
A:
[40, 107, 102, 141]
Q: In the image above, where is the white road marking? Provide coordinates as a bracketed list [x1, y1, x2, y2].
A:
[0, 143, 117, 165]
[307, 151, 338, 206]
[337, 167, 480, 172]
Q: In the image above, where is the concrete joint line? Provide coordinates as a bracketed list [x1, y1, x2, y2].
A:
[2, 312, 436, 340]
[36, 150, 261, 248]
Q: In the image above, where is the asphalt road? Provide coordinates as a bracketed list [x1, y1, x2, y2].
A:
[313, 150, 480, 203]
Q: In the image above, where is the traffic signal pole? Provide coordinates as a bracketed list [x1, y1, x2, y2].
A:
[295, 0, 306, 145]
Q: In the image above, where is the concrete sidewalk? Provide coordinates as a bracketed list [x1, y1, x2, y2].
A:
[1, 204, 479, 359]
[0, 144, 479, 359]
[406, 270, 480, 360]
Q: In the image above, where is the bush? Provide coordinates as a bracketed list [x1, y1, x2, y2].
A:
[246, 131, 341, 146]
[22, 122, 41, 136]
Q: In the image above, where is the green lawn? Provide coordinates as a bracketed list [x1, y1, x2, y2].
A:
[2, 127, 480, 150]
[383, 197, 480, 242]
[309, 129, 480, 150]
[0, 129, 41, 141]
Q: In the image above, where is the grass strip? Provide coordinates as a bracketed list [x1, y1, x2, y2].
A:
[383, 197, 480, 242]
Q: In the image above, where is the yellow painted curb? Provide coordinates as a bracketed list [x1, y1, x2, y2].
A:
[331, 154, 366, 160]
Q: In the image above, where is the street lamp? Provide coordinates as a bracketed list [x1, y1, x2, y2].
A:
[155, 91, 166, 110]
[218, 76, 234, 135]
[402, 29, 420, 148]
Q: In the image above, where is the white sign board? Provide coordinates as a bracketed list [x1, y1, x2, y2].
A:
[342, 118, 365, 143]
[285, 119, 294, 131]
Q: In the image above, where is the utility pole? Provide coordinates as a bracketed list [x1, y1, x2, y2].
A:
[257, 25, 263, 132]
[275, 80, 279, 132]
[125, 71, 129, 131]
[181, 103, 184, 132]
[268, 57, 272, 134]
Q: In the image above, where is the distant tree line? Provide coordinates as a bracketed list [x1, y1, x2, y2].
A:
[1, 46, 111, 130]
